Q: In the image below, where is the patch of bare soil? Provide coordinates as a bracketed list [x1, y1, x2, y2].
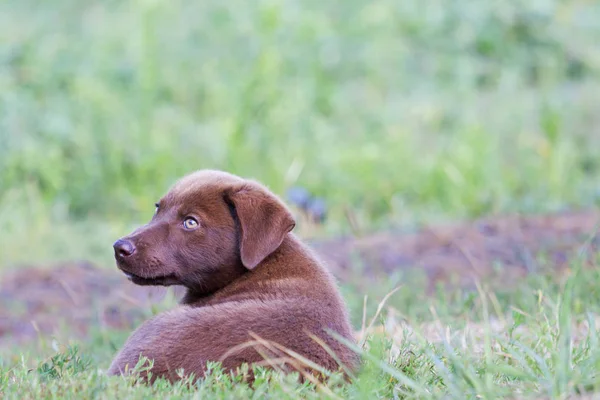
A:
[311, 210, 600, 288]
[0, 261, 176, 348]
[1, 210, 599, 347]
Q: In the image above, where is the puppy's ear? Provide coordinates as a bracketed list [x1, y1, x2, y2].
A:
[226, 184, 296, 270]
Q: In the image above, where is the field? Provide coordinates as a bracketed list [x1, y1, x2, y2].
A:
[2, 0, 600, 398]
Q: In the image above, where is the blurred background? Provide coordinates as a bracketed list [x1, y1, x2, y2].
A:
[1, 0, 599, 267]
[2, 1, 600, 395]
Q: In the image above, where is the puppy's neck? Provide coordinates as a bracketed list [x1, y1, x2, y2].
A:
[180, 234, 325, 306]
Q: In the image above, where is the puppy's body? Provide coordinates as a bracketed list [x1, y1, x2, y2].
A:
[108, 171, 358, 382]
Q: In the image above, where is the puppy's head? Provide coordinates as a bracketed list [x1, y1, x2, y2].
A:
[112, 170, 296, 294]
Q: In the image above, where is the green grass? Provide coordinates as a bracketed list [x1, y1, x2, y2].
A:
[4, 263, 600, 399]
[2, 0, 600, 398]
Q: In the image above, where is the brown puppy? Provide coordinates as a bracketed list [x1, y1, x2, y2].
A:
[107, 170, 359, 382]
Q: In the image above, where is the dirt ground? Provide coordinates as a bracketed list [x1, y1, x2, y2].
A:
[1, 210, 599, 347]
[312, 209, 600, 287]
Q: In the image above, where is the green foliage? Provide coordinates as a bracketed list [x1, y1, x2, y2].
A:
[1, 0, 599, 230]
[36, 345, 91, 381]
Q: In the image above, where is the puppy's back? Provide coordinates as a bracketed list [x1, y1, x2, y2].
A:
[110, 292, 358, 381]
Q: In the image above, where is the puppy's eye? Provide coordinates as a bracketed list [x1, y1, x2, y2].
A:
[155, 203, 160, 213]
[183, 217, 199, 230]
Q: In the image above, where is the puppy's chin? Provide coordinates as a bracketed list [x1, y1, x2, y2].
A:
[122, 271, 180, 286]
[116, 260, 179, 286]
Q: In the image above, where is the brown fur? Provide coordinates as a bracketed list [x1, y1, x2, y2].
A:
[107, 170, 359, 382]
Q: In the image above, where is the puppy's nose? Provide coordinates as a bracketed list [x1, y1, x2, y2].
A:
[113, 239, 136, 258]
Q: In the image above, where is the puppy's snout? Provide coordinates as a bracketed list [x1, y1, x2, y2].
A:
[113, 239, 136, 258]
